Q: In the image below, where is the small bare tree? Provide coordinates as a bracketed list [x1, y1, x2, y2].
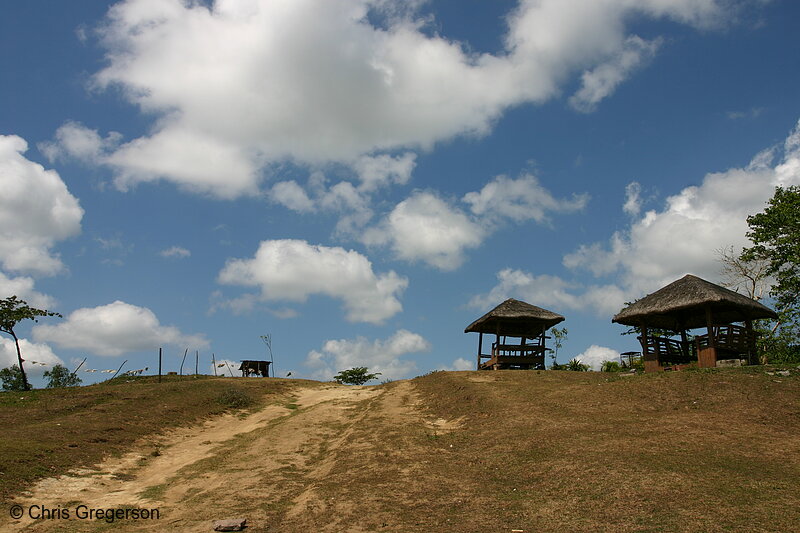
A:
[715, 245, 771, 300]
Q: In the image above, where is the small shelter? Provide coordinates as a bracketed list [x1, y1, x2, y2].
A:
[612, 274, 778, 372]
[465, 298, 565, 370]
[239, 360, 271, 377]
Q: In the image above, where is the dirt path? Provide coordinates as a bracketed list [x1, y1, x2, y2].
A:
[6, 380, 454, 532]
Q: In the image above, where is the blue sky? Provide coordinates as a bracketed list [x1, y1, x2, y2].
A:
[1, 0, 799, 385]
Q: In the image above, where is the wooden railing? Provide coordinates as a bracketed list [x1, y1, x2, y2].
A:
[637, 336, 695, 365]
[695, 324, 757, 357]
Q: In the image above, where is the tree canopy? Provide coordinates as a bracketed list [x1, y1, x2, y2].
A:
[742, 185, 800, 309]
[333, 367, 382, 385]
[0, 296, 62, 390]
[44, 364, 82, 388]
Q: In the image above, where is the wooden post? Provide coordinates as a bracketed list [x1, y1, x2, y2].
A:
[212, 353, 217, 376]
[195, 350, 199, 375]
[110, 360, 127, 380]
[641, 323, 659, 373]
[744, 319, 755, 365]
[158, 347, 162, 383]
[698, 306, 717, 368]
[477, 332, 483, 370]
[179, 348, 188, 376]
[680, 328, 689, 359]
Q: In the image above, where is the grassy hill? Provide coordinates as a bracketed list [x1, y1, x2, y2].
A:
[1, 367, 799, 532]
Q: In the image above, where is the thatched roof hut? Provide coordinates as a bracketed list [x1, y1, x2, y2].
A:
[612, 274, 777, 330]
[465, 298, 565, 337]
[613, 274, 777, 372]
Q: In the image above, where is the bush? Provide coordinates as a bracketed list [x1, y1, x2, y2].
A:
[566, 358, 590, 372]
[0, 365, 26, 391]
[44, 364, 82, 388]
[333, 367, 381, 385]
[601, 360, 622, 372]
[215, 387, 253, 409]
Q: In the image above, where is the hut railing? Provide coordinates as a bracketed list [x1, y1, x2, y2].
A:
[637, 336, 695, 365]
[695, 324, 757, 357]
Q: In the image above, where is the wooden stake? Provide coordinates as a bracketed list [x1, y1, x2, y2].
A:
[158, 347, 162, 383]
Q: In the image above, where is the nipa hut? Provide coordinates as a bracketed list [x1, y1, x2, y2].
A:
[612, 274, 777, 372]
[465, 298, 565, 370]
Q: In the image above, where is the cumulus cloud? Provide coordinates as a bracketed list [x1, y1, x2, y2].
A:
[159, 246, 191, 259]
[0, 135, 83, 276]
[0, 338, 64, 377]
[569, 36, 662, 113]
[0, 272, 56, 309]
[39, 120, 121, 164]
[217, 239, 407, 323]
[463, 173, 588, 224]
[304, 329, 430, 381]
[33, 300, 208, 357]
[468, 268, 634, 318]
[439, 357, 475, 372]
[623, 181, 642, 216]
[363, 191, 485, 270]
[44, 0, 736, 197]
[563, 118, 800, 310]
[574, 345, 621, 370]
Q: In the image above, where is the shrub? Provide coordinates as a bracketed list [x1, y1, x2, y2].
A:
[601, 360, 622, 372]
[215, 387, 253, 409]
[566, 358, 590, 372]
[333, 367, 381, 385]
[44, 364, 82, 388]
[0, 365, 26, 391]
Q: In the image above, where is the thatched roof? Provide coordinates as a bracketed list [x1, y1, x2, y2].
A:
[612, 274, 777, 330]
[465, 298, 565, 337]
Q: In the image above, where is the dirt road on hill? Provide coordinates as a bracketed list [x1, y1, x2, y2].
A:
[7, 380, 459, 532]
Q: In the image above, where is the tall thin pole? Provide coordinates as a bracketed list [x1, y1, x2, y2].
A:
[212, 353, 217, 376]
[158, 347, 162, 383]
[110, 359, 127, 380]
[179, 348, 188, 376]
[195, 350, 199, 375]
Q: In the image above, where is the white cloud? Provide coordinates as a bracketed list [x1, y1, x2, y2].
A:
[39, 120, 121, 164]
[469, 268, 581, 312]
[564, 118, 800, 309]
[569, 36, 662, 113]
[159, 246, 191, 258]
[0, 272, 56, 309]
[574, 345, 620, 371]
[45, 0, 735, 197]
[363, 191, 485, 270]
[217, 239, 407, 324]
[623, 181, 642, 216]
[269, 180, 316, 213]
[303, 329, 430, 381]
[463, 173, 588, 224]
[469, 268, 629, 317]
[439, 357, 475, 372]
[0, 135, 83, 276]
[354, 152, 416, 192]
[0, 338, 64, 377]
[33, 300, 208, 357]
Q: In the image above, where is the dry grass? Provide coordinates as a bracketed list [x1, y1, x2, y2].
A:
[409, 367, 800, 532]
[0, 375, 296, 501]
[2, 368, 799, 532]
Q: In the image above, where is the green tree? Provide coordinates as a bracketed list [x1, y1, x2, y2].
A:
[548, 327, 568, 369]
[0, 296, 62, 391]
[43, 364, 82, 388]
[333, 367, 381, 385]
[565, 358, 590, 371]
[742, 185, 800, 310]
[0, 365, 26, 391]
[601, 360, 622, 372]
